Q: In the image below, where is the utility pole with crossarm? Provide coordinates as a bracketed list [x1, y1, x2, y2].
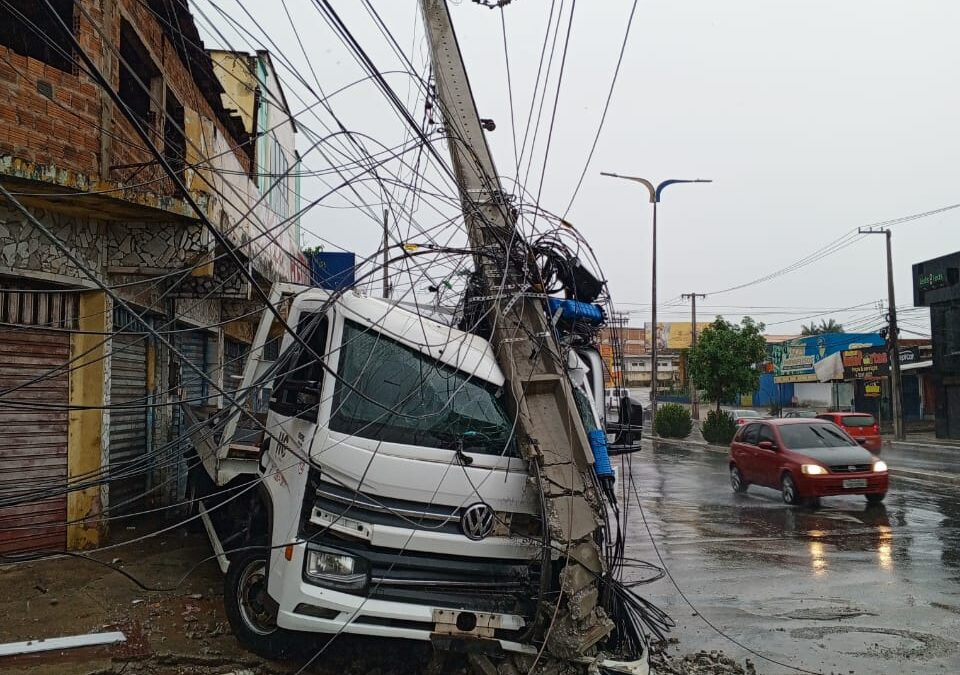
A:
[419, 0, 614, 658]
[682, 293, 707, 420]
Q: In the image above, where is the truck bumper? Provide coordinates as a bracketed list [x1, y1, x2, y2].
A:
[273, 541, 534, 654]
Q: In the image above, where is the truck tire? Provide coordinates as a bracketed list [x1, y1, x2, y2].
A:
[223, 550, 298, 659]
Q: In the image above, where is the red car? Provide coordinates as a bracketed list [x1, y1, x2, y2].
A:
[816, 412, 881, 452]
[729, 419, 888, 505]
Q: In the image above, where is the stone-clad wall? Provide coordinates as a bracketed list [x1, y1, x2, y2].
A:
[0, 204, 102, 284]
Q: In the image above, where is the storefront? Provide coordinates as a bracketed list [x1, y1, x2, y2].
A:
[768, 333, 885, 410]
[913, 251, 960, 439]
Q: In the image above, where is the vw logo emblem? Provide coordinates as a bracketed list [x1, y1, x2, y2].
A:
[461, 502, 495, 541]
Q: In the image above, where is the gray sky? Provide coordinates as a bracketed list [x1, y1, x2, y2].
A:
[196, 0, 960, 337]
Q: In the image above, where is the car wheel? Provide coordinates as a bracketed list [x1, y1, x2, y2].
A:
[866, 493, 886, 505]
[730, 465, 749, 494]
[224, 551, 298, 659]
[780, 473, 801, 505]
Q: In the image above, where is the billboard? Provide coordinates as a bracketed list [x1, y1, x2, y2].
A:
[644, 322, 711, 350]
[842, 347, 890, 379]
[768, 333, 885, 383]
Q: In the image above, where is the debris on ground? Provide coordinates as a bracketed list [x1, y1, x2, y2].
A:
[649, 641, 759, 675]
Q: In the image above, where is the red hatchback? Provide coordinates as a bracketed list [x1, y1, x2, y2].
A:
[729, 419, 888, 505]
[816, 412, 881, 452]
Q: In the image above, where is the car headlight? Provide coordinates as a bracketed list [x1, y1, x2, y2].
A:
[801, 464, 828, 475]
[304, 548, 368, 591]
[873, 460, 888, 473]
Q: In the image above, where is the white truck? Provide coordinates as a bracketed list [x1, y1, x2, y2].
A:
[184, 283, 645, 670]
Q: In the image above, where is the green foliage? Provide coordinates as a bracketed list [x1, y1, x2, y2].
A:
[302, 245, 325, 256]
[702, 410, 737, 445]
[654, 404, 693, 439]
[801, 318, 844, 336]
[688, 317, 768, 413]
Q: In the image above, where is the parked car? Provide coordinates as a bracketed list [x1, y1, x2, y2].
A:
[816, 412, 881, 452]
[783, 409, 817, 418]
[728, 419, 888, 505]
[727, 409, 764, 425]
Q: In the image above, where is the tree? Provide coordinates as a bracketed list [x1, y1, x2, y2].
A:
[688, 317, 767, 413]
[801, 318, 844, 336]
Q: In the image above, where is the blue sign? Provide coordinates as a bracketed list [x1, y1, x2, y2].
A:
[769, 333, 885, 383]
[307, 251, 355, 291]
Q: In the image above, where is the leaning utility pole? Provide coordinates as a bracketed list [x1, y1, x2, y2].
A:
[681, 293, 706, 420]
[420, 0, 612, 657]
[860, 227, 904, 440]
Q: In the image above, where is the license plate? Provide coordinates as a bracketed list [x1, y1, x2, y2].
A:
[843, 478, 867, 489]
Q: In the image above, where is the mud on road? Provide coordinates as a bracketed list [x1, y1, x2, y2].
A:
[0, 523, 765, 675]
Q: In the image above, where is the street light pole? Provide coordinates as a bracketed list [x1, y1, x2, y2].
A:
[601, 172, 711, 420]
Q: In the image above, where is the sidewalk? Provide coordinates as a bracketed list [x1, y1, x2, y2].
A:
[883, 435, 960, 484]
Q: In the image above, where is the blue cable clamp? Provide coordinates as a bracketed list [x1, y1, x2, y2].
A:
[587, 428, 614, 479]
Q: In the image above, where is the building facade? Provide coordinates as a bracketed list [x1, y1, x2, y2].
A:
[0, 0, 303, 552]
[913, 251, 960, 439]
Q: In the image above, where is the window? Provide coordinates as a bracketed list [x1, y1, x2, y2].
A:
[742, 423, 760, 445]
[272, 313, 328, 421]
[164, 88, 185, 175]
[330, 321, 517, 456]
[779, 423, 856, 449]
[757, 425, 776, 446]
[842, 415, 875, 427]
[119, 19, 159, 130]
[0, 1, 75, 73]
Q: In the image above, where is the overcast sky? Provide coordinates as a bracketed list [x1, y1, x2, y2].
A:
[195, 0, 959, 337]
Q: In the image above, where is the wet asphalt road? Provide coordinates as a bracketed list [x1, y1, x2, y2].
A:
[621, 441, 960, 675]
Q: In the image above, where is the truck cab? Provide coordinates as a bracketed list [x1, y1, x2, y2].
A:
[188, 285, 554, 657]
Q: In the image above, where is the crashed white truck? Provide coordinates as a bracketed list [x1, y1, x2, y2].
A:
[183, 282, 647, 670]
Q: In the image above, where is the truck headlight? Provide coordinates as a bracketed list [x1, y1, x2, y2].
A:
[801, 464, 827, 475]
[304, 548, 368, 591]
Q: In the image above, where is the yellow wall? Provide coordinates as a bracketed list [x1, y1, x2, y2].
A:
[209, 50, 256, 135]
[67, 291, 107, 549]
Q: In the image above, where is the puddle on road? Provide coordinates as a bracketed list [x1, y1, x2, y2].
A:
[790, 625, 958, 660]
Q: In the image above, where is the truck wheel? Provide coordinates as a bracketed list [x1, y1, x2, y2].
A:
[224, 551, 297, 659]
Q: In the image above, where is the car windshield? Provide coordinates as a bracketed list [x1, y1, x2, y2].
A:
[735, 410, 761, 418]
[779, 423, 857, 449]
[792, 410, 816, 418]
[842, 415, 876, 427]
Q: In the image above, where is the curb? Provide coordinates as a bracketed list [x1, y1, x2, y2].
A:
[654, 440, 960, 486]
[890, 468, 960, 486]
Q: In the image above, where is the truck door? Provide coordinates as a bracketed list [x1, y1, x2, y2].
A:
[261, 310, 330, 552]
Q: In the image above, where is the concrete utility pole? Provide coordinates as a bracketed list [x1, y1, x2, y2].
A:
[421, 0, 612, 656]
[682, 293, 706, 420]
[600, 173, 711, 420]
[859, 227, 905, 440]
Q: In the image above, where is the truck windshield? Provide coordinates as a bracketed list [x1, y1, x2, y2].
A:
[330, 321, 518, 456]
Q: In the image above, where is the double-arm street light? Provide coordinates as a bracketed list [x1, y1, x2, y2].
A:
[600, 172, 712, 421]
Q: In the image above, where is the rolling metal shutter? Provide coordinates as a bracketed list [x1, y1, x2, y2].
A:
[108, 330, 149, 516]
[0, 329, 70, 553]
[179, 329, 209, 408]
[224, 338, 248, 397]
[173, 328, 214, 501]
